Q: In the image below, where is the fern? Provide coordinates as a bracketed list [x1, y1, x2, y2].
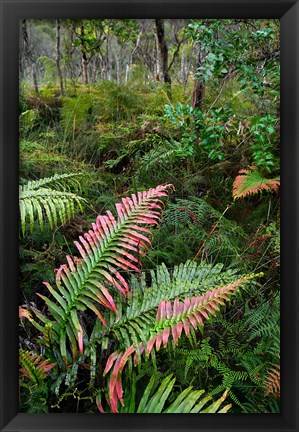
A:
[138, 142, 177, 171]
[106, 261, 247, 352]
[29, 184, 174, 364]
[102, 267, 262, 412]
[264, 363, 280, 398]
[244, 294, 280, 342]
[114, 374, 232, 413]
[19, 173, 88, 235]
[163, 198, 247, 264]
[22, 172, 88, 193]
[19, 349, 56, 385]
[233, 167, 280, 199]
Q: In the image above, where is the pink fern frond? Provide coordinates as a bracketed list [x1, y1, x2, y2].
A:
[233, 167, 280, 199]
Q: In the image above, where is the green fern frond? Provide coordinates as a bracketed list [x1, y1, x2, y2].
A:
[19, 349, 56, 385]
[99, 373, 232, 414]
[233, 167, 280, 200]
[138, 375, 231, 413]
[21, 172, 88, 193]
[139, 144, 177, 171]
[244, 295, 280, 341]
[19, 188, 86, 235]
[162, 198, 247, 263]
[107, 262, 257, 356]
[103, 270, 262, 412]
[30, 184, 174, 364]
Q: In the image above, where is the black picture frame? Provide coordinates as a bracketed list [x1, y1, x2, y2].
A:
[0, 1, 298, 431]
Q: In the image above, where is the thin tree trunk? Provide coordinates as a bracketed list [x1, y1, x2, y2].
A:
[155, 19, 171, 86]
[81, 23, 89, 85]
[192, 48, 205, 110]
[21, 19, 39, 95]
[116, 55, 121, 85]
[125, 64, 130, 84]
[56, 19, 64, 96]
[32, 64, 39, 95]
[181, 47, 188, 87]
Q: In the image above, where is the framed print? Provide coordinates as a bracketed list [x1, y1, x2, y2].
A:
[0, 0, 298, 431]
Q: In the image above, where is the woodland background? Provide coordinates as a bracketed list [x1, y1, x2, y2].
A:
[19, 19, 280, 414]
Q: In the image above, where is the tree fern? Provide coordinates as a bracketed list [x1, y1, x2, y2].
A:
[19, 172, 88, 235]
[232, 167, 280, 199]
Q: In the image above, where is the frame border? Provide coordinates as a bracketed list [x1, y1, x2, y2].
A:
[0, 1, 298, 431]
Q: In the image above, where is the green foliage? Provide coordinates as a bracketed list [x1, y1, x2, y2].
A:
[19, 109, 40, 134]
[93, 81, 143, 122]
[61, 92, 95, 138]
[120, 373, 231, 413]
[19, 173, 87, 235]
[19, 18, 280, 414]
[233, 167, 280, 199]
[19, 349, 56, 385]
[28, 184, 174, 365]
[161, 197, 247, 266]
[250, 115, 279, 172]
[19, 140, 88, 179]
[39, 56, 57, 83]
[164, 103, 238, 161]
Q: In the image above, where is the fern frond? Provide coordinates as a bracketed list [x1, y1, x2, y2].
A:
[145, 273, 260, 355]
[19, 306, 32, 321]
[137, 374, 231, 413]
[163, 198, 247, 263]
[103, 271, 262, 412]
[264, 363, 280, 398]
[19, 188, 86, 235]
[107, 261, 242, 357]
[31, 184, 174, 363]
[233, 167, 280, 199]
[20, 172, 88, 193]
[244, 295, 280, 341]
[99, 373, 231, 414]
[19, 349, 56, 385]
[140, 144, 177, 171]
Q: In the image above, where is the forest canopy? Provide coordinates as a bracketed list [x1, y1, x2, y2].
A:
[19, 18, 280, 414]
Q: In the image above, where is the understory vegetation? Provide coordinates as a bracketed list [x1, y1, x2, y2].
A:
[19, 18, 280, 414]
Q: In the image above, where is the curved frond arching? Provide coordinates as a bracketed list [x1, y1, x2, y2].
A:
[233, 167, 280, 200]
[19, 172, 90, 235]
[103, 270, 262, 412]
[31, 184, 174, 363]
[107, 262, 258, 357]
[117, 374, 232, 413]
[19, 349, 56, 385]
[21, 172, 88, 193]
[19, 188, 86, 235]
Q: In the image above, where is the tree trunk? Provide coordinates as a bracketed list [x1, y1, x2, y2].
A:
[192, 48, 205, 110]
[56, 19, 64, 95]
[81, 23, 89, 85]
[115, 54, 121, 85]
[155, 19, 171, 86]
[21, 19, 39, 95]
[32, 64, 39, 95]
